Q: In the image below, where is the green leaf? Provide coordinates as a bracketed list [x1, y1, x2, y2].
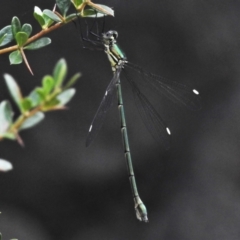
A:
[43, 98, 60, 109]
[65, 13, 78, 22]
[34, 6, 43, 16]
[71, 0, 83, 8]
[11, 17, 21, 37]
[9, 50, 22, 65]
[35, 87, 46, 101]
[63, 72, 81, 90]
[53, 58, 67, 88]
[28, 89, 41, 107]
[16, 32, 28, 47]
[57, 88, 76, 105]
[0, 25, 14, 46]
[21, 24, 32, 37]
[89, 4, 114, 16]
[20, 98, 32, 112]
[42, 15, 54, 29]
[35, 14, 45, 28]
[24, 37, 51, 50]
[42, 75, 54, 94]
[0, 159, 13, 172]
[19, 112, 45, 130]
[43, 10, 62, 22]
[47, 99, 60, 106]
[96, 4, 114, 16]
[34, 7, 54, 28]
[0, 34, 8, 46]
[56, 0, 71, 16]
[0, 101, 13, 135]
[4, 74, 23, 109]
[33, 6, 45, 27]
[82, 9, 104, 18]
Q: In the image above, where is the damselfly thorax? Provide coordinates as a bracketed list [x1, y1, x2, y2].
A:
[102, 30, 127, 71]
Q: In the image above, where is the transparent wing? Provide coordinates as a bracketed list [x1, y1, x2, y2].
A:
[123, 71, 171, 150]
[125, 62, 201, 111]
[86, 67, 122, 147]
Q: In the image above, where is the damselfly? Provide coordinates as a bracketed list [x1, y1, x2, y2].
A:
[83, 26, 201, 222]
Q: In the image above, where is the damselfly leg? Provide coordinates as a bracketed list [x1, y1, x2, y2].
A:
[76, 11, 105, 50]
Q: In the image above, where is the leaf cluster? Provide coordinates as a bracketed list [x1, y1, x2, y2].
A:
[0, 0, 114, 74]
[0, 58, 80, 145]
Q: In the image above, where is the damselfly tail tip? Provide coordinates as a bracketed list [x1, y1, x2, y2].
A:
[135, 198, 148, 223]
[193, 89, 199, 95]
[136, 212, 149, 223]
[142, 216, 149, 223]
[136, 212, 148, 223]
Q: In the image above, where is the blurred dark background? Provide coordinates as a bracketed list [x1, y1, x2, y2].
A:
[1, 0, 240, 239]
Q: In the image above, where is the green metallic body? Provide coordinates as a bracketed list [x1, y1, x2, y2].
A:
[102, 31, 148, 222]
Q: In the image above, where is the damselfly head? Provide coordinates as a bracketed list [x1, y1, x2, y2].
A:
[102, 30, 118, 45]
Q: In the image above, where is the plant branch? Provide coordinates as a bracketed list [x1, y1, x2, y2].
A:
[0, 22, 64, 55]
